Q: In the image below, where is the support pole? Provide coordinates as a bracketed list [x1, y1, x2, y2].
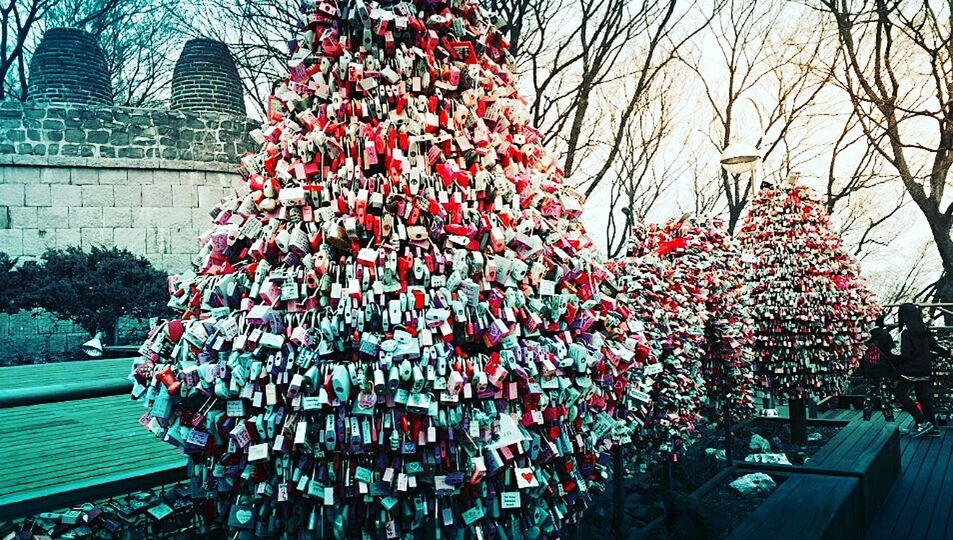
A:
[612, 450, 624, 539]
[790, 397, 808, 444]
[724, 399, 734, 466]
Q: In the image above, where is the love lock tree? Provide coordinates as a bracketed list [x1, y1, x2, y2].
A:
[644, 216, 756, 423]
[738, 183, 880, 443]
[641, 216, 756, 464]
[606, 228, 709, 465]
[127, 0, 653, 538]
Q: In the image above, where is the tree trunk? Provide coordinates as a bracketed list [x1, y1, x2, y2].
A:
[789, 398, 807, 444]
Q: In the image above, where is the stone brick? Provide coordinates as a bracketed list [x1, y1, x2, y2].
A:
[55, 228, 81, 248]
[180, 171, 206, 185]
[133, 207, 191, 228]
[191, 208, 212, 229]
[141, 184, 173, 207]
[9, 207, 38, 228]
[113, 185, 141, 206]
[146, 227, 171, 254]
[97, 169, 127, 184]
[160, 254, 193, 272]
[152, 170, 181, 186]
[170, 227, 199, 254]
[5, 167, 40, 184]
[70, 169, 99, 185]
[8, 310, 37, 334]
[39, 168, 69, 185]
[38, 206, 69, 226]
[173, 185, 198, 208]
[34, 311, 58, 334]
[80, 227, 113, 249]
[52, 185, 82, 206]
[0, 183, 24, 206]
[114, 227, 146, 253]
[25, 184, 52, 206]
[103, 206, 132, 227]
[81, 184, 114, 206]
[197, 185, 225, 208]
[0, 229, 23, 254]
[68, 207, 102, 228]
[0, 313, 9, 336]
[128, 169, 154, 185]
[0, 207, 8, 229]
[47, 333, 68, 353]
[22, 228, 56, 255]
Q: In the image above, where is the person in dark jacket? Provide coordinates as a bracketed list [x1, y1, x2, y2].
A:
[862, 314, 897, 421]
[895, 303, 949, 437]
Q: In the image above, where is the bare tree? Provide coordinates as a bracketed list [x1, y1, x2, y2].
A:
[603, 73, 684, 257]
[495, 0, 720, 199]
[819, 0, 953, 307]
[822, 108, 906, 259]
[41, 0, 183, 106]
[177, 0, 299, 118]
[0, 0, 56, 100]
[683, 0, 836, 233]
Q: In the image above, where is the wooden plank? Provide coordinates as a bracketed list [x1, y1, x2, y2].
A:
[0, 462, 187, 522]
[0, 392, 186, 512]
[0, 359, 132, 391]
[886, 435, 944, 538]
[873, 435, 937, 539]
[810, 421, 865, 464]
[925, 431, 953, 540]
[728, 476, 805, 540]
[907, 431, 953, 539]
[727, 475, 863, 540]
[826, 423, 888, 471]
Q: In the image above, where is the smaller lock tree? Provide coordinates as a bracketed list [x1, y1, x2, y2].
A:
[639, 216, 756, 424]
[738, 183, 879, 442]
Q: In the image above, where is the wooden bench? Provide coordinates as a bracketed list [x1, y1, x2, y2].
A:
[0, 360, 187, 521]
[737, 418, 900, 525]
[728, 474, 865, 540]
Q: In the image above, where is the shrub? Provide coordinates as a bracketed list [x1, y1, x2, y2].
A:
[8, 247, 170, 343]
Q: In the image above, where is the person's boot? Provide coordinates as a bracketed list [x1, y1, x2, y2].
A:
[884, 409, 895, 422]
[863, 399, 872, 421]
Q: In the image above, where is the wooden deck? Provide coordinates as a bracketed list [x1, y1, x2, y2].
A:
[820, 409, 953, 540]
[0, 360, 187, 521]
[0, 358, 133, 391]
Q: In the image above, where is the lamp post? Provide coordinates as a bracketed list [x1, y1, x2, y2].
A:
[720, 142, 762, 184]
[717, 142, 760, 465]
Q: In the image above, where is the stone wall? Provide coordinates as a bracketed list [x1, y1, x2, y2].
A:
[0, 100, 256, 357]
[0, 100, 256, 162]
[0, 163, 242, 271]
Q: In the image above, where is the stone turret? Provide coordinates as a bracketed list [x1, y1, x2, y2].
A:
[170, 39, 245, 116]
[27, 28, 112, 105]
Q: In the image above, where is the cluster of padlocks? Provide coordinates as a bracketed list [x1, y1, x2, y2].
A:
[121, 0, 887, 537]
[128, 0, 673, 537]
[739, 184, 880, 400]
[637, 217, 756, 421]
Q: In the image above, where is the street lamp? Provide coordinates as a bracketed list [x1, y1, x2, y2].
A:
[720, 142, 761, 175]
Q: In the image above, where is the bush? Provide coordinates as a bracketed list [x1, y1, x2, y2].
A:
[4, 247, 170, 343]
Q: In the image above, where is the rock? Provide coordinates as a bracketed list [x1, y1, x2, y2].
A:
[705, 447, 727, 461]
[744, 453, 792, 465]
[729, 473, 777, 496]
[808, 432, 823, 441]
[749, 433, 772, 452]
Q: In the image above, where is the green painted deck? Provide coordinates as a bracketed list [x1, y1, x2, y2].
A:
[0, 360, 187, 520]
[0, 358, 133, 391]
[866, 414, 953, 540]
